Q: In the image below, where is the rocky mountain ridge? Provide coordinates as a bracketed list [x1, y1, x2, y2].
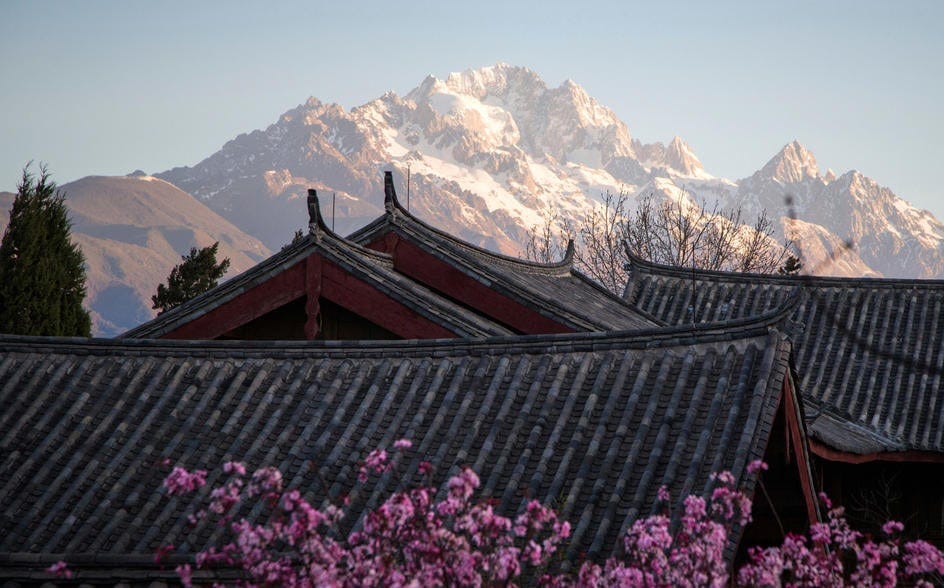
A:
[732, 141, 944, 277]
[156, 63, 944, 280]
[6, 64, 941, 334]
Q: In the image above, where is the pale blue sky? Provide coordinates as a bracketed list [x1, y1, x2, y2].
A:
[2, 1, 942, 217]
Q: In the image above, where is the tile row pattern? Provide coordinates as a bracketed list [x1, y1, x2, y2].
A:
[0, 319, 789, 578]
[624, 255, 944, 455]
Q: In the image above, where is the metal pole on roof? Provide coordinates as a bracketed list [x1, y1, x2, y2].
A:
[407, 164, 411, 212]
[332, 192, 336, 231]
[691, 242, 696, 326]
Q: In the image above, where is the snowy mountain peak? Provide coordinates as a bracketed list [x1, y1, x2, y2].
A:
[154, 64, 944, 281]
[760, 140, 820, 183]
[664, 136, 705, 177]
[439, 63, 546, 101]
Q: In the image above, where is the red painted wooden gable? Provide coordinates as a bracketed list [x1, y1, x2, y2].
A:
[367, 233, 576, 335]
[160, 252, 456, 341]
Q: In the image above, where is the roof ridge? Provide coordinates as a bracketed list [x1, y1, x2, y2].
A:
[123, 190, 524, 338]
[626, 250, 944, 289]
[10, 308, 790, 358]
[381, 170, 576, 274]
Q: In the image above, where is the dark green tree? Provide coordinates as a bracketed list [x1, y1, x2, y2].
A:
[0, 164, 91, 336]
[778, 255, 803, 275]
[152, 242, 230, 314]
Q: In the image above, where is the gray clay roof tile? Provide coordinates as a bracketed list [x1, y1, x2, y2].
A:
[623, 254, 944, 456]
[0, 318, 789, 577]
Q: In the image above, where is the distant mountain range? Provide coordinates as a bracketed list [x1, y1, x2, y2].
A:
[156, 63, 944, 280]
[4, 63, 942, 334]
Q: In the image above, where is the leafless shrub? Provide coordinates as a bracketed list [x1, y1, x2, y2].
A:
[525, 190, 794, 294]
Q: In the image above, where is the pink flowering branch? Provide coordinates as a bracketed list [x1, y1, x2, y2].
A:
[44, 560, 72, 579]
[737, 495, 944, 588]
[160, 439, 569, 587]
[156, 449, 944, 588]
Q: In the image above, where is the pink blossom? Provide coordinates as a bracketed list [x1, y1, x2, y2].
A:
[158, 449, 944, 588]
[747, 459, 768, 474]
[154, 543, 174, 564]
[176, 563, 193, 588]
[657, 485, 670, 502]
[163, 466, 207, 495]
[248, 466, 282, 496]
[903, 540, 944, 576]
[447, 466, 480, 501]
[882, 520, 904, 536]
[45, 560, 72, 579]
[223, 461, 246, 476]
[394, 438, 413, 450]
[358, 448, 390, 482]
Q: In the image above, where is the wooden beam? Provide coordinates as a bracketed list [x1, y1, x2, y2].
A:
[304, 255, 322, 339]
[810, 439, 944, 464]
[320, 258, 457, 340]
[161, 263, 306, 339]
[782, 376, 821, 524]
[373, 236, 574, 335]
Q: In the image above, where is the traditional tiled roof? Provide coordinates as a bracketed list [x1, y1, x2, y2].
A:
[122, 191, 513, 340]
[347, 172, 660, 333]
[0, 315, 793, 580]
[623, 254, 944, 457]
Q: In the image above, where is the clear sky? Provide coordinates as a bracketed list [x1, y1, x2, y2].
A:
[2, 1, 942, 217]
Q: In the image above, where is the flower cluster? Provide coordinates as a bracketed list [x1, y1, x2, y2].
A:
[738, 494, 944, 588]
[44, 560, 72, 579]
[54, 447, 938, 588]
[160, 440, 570, 587]
[163, 465, 207, 496]
[568, 469, 752, 587]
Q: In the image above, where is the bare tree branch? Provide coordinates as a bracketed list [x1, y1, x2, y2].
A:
[524, 190, 794, 295]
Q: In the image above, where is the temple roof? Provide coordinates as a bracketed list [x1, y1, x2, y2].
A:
[347, 172, 659, 333]
[0, 313, 794, 579]
[122, 191, 514, 340]
[623, 254, 944, 457]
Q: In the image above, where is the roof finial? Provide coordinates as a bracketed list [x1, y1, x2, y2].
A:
[563, 239, 575, 265]
[384, 171, 401, 213]
[307, 189, 326, 237]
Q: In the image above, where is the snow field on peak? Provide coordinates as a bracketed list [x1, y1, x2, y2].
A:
[156, 64, 944, 279]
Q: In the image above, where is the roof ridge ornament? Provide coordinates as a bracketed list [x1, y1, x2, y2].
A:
[563, 239, 575, 266]
[384, 170, 402, 215]
[307, 188, 326, 239]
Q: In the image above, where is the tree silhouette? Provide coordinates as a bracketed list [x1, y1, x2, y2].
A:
[0, 164, 90, 336]
[152, 242, 230, 314]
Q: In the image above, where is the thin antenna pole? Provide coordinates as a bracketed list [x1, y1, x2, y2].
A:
[407, 164, 411, 212]
[691, 242, 696, 326]
[332, 192, 336, 231]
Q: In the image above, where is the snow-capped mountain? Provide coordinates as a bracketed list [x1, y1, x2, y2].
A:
[157, 63, 944, 279]
[731, 141, 944, 278]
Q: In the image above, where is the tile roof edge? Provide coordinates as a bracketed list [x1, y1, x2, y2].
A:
[625, 251, 944, 288]
[0, 302, 794, 357]
[374, 170, 578, 274]
[569, 269, 667, 327]
[120, 209, 411, 339]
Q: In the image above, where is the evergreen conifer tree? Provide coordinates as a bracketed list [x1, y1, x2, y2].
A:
[0, 164, 91, 336]
[152, 242, 230, 314]
[778, 255, 803, 275]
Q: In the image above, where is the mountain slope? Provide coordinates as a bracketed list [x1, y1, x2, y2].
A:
[149, 63, 943, 280]
[1, 175, 271, 335]
[157, 64, 718, 255]
[733, 141, 944, 278]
